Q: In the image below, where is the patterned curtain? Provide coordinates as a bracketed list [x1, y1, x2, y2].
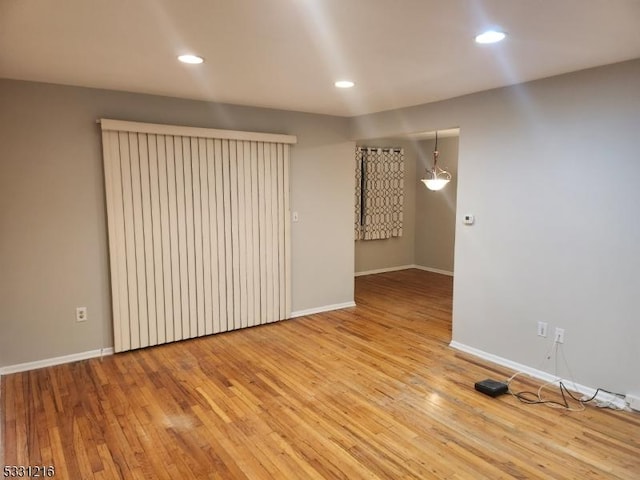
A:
[355, 147, 404, 240]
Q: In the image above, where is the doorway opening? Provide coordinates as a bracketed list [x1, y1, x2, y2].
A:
[354, 128, 459, 277]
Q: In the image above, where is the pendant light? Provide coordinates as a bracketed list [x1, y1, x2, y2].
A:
[421, 131, 451, 191]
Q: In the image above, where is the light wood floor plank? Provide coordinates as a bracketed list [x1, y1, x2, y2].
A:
[2, 269, 639, 479]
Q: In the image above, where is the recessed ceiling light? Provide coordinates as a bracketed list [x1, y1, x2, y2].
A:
[475, 30, 506, 44]
[178, 54, 204, 64]
[335, 80, 355, 89]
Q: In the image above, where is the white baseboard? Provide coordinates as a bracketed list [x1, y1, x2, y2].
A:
[355, 265, 414, 277]
[0, 304, 357, 374]
[355, 264, 453, 277]
[411, 264, 454, 276]
[290, 301, 356, 318]
[449, 341, 628, 410]
[0, 347, 114, 376]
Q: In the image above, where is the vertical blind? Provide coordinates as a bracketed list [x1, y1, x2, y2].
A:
[100, 119, 296, 353]
[355, 147, 404, 240]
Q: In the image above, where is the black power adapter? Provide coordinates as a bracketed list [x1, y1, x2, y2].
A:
[475, 379, 508, 397]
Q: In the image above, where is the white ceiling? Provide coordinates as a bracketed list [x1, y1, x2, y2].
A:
[1, 0, 639, 117]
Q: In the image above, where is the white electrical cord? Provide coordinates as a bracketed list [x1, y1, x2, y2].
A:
[506, 340, 627, 411]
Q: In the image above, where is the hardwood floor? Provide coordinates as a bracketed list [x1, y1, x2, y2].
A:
[2, 269, 639, 479]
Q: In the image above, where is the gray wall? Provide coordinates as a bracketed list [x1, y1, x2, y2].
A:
[354, 138, 417, 273]
[414, 136, 458, 273]
[0, 80, 354, 367]
[351, 59, 640, 395]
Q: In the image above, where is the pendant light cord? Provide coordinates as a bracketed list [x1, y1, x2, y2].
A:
[432, 131, 439, 169]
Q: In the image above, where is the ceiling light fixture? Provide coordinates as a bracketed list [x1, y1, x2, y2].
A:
[178, 54, 204, 64]
[421, 131, 451, 191]
[475, 30, 506, 44]
[335, 80, 355, 88]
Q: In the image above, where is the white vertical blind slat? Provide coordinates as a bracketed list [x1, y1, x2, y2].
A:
[277, 143, 286, 320]
[191, 137, 205, 337]
[138, 133, 157, 347]
[183, 138, 197, 338]
[214, 139, 226, 334]
[120, 132, 140, 350]
[257, 142, 268, 325]
[103, 132, 126, 352]
[283, 144, 291, 318]
[129, 133, 149, 348]
[241, 141, 254, 328]
[174, 137, 190, 339]
[166, 136, 183, 342]
[270, 143, 279, 323]
[250, 141, 261, 326]
[156, 134, 174, 344]
[199, 138, 213, 337]
[229, 140, 241, 331]
[264, 143, 274, 323]
[222, 140, 233, 331]
[205, 139, 218, 336]
[237, 141, 249, 329]
[147, 134, 165, 345]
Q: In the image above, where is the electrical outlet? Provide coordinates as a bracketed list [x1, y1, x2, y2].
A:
[537, 321, 548, 337]
[76, 307, 87, 322]
[554, 327, 565, 344]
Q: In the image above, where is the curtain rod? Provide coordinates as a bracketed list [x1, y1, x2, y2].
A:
[357, 146, 403, 153]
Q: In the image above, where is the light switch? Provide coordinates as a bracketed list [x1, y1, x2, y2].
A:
[292, 211, 299, 222]
[463, 214, 475, 225]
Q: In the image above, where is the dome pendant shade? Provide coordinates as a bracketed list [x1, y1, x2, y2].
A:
[422, 175, 450, 191]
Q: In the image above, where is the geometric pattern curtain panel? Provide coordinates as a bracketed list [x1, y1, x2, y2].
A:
[355, 147, 404, 240]
[100, 119, 296, 353]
